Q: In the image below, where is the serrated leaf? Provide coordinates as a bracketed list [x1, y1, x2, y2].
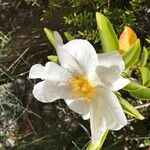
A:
[122, 39, 141, 68]
[117, 95, 145, 120]
[47, 55, 58, 63]
[139, 47, 149, 67]
[124, 81, 150, 100]
[96, 12, 119, 52]
[64, 32, 75, 41]
[139, 67, 150, 85]
[86, 129, 109, 150]
[44, 28, 55, 47]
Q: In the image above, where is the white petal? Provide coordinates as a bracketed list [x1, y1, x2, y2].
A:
[33, 80, 74, 103]
[98, 52, 125, 73]
[54, 31, 63, 47]
[29, 64, 45, 79]
[29, 62, 71, 81]
[54, 32, 83, 75]
[56, 45, 83, 75]
[82, 112, 90, 120]
[90, 95, 106, 143]
[112, 77, 130, 91]
[99, 87, 127, 130]
[65, 99, 90, 120]
[90, 86, 127, 142]
[95, 65, 120, 89]
[87, 69, 102, 87]
[44, 62, 71, 81]
[63, 39, 98, 76]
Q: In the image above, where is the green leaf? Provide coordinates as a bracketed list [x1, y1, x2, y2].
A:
[123, 81, 144, 92]
[139, 47, 149, 67]
[86, 129, 109, 150]
[47, 55, 58, 63]
[64, 32, 75, 41]
[130, 88, 150, 100]
[122, 39, 141, 68]
[145, 80, 150, 87]
[44, 28, 55, 47]
[139, 67, 150, 85]
[96, 12, 119, 52]
[124, 81, 150, 100]
[117, 95, 145, 120]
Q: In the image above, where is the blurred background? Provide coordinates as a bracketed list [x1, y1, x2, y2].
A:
[0, 0, 150, 149]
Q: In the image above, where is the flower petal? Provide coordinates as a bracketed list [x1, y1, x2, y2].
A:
[82, 112, 90, 120]
[111, 77, 130, 91]
[65, 99, 90, 120]
[90, 95, 106, 142]
[56, 45, 83, 75]
[90, 86, 127, 142]
[98, 87, 127, 130]
[29, 62, 71, 81]
[33, 80, 74, 103]
[54, 31, 63, 47]
[98, 52, 125, 73]
[63, 39, 98, 76]
[96, 52, 130, 90]
[54, 32, 84, 75]
[29, 64, 45, 79]
[95, 65, 120, 88]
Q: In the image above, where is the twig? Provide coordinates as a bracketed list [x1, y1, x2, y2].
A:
[15, 71, 29, 77]
[7, 48, 29, 71]
[24, 113, 37, 135]
[0, 68, 14, 80]
[135, 103, 150, 109]
[72, 141, 81, 150]
[79, 122, 90, 137]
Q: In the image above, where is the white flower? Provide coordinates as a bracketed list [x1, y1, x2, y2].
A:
[29, 32, 130, 143]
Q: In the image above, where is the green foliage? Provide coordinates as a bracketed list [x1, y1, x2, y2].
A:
[124, 81, 150, 100]
[122, 40, 141, 68]
[139, 47, 149, 67]
[86, 129, 109, 150]
[64, 32, 75, 41]
[130, 0, 147, 13]
[96, 12, 119, 52]
[42, 0, 64, 19]
[117, 95, 144, 120]
[47, 55, 58, 63]
[139, 67, 150, 86]
[64, 11, 94, 29]
[78, 30, 99, 44]
[43, 0, 149, 45]
[64, 10, 99, 43]
[44, 28, 56, 47]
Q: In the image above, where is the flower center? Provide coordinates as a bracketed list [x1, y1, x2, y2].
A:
[70, 76, 95, 102]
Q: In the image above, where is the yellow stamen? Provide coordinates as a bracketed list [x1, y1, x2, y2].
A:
[70, 76, 95, 102]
